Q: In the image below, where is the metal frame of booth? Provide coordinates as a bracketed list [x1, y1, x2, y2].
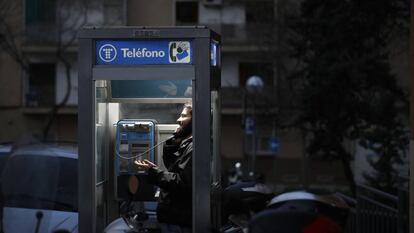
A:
[78, 26, 221, 233]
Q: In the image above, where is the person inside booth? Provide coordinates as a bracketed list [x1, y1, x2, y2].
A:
[135, 102, 193, 233]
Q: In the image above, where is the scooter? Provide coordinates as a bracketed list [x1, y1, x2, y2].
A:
[221, 181, 350, 233]
[249, 190, 349, 233]
[220, 181, 274, 233]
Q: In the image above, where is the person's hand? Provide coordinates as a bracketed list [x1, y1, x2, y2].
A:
[134, 159, 157, 171]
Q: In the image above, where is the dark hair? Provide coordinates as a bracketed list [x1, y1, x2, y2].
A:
[183, 102, 192, 115]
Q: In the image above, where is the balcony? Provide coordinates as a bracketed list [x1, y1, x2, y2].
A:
[207, 24, 276, 49]
[25, 23, 58, 44]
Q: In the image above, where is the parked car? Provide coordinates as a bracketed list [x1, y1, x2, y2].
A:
[0, 144, 12, 174]
[0, 143, 78, 233]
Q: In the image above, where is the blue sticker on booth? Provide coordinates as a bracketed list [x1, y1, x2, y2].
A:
[96, 40, 192, 65]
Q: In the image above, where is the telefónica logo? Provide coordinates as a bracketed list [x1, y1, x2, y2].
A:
[169, 41, 191, 63]
[99, 44, 117, 62]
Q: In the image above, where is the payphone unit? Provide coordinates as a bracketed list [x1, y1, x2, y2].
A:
[115, 119, 156, 201]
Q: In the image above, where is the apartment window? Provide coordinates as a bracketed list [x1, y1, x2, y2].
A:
[245, 1, 274, 24]
[25, 0, 56, 25]
[239, 62, 274, 87]
[26, 63, 56, 107]
[176, 1, 198, 25]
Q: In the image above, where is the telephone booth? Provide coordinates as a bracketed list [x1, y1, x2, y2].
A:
[78, 27, 221, 233]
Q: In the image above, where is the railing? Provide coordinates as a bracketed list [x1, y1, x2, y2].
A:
[341, 180, 409, 233]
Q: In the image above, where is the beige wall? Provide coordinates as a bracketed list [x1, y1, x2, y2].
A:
[0, 110, 26, 142]
[0, 112, 78, 143]
[56, 115, 78, 142]
[0, 54, 21, 107]
[221, 115, 244, 159]
[127, 0, 173, 26]
[0, 1, 23, 108]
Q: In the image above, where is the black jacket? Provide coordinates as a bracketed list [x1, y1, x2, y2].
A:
[147, 136, 193, 227]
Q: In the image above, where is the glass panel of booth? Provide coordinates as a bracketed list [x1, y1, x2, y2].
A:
[94, 79, 192, 178]
[95, 80, 107, 184]
[95, 79, 108, 233]
[94, 78, 192, 230]
[210, 89, 221, 228]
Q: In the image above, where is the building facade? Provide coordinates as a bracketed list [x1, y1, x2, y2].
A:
[4, 0, 404, 191]
[0, 0, 125, 142]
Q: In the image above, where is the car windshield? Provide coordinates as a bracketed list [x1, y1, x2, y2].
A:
[1, 146, 78, 212]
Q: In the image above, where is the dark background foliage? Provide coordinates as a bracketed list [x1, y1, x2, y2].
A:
[288, 0, 409, 194]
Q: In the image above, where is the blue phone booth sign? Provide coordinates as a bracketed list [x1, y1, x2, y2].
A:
[96, 40, 193, 65]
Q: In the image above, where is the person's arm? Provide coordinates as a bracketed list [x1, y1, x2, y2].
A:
[162, 137, 180, 168]
[134, 154, 192, 192]
[148, 153, 192, 192]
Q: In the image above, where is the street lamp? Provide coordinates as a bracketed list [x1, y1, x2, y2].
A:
[246, 75, 264, 94]
[244, 75, 264, 179]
